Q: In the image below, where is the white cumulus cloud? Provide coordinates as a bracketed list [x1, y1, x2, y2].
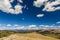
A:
[33, 0, 60, 12]
[7, 24, 12, 26]
[37, 14, 44, 18]
[0, 0, 23, 14]
[57, 21, 60, 24]
[28, 25, 38, 30]
[43, 0, 60, 11]
[18, 0, 23, 3]
[33, 0, 48, 7]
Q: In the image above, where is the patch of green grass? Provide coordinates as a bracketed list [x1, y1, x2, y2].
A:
[0, 30, 14, 38]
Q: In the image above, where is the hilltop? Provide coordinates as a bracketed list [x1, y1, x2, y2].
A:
[0, 32, 59, 40]
[0, 29, 60, 40]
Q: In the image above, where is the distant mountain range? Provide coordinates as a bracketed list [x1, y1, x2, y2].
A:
[2, 28, 60, 33]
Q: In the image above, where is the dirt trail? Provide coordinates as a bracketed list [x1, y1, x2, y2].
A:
[0, 33, 59, 40]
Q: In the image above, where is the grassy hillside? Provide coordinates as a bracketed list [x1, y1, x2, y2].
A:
[36, 29, 60, 39]
[0, 29, 60, 40]
[0, 30, 14, 38]
[0, 32, 59, 40]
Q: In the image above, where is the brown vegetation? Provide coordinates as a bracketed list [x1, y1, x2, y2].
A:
[0, 29, 60, 40]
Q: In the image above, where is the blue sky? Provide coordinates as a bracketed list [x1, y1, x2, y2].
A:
[0, 0, 60, 30]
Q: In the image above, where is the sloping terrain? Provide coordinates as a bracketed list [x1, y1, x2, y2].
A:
[0, 33, 59, 40]
[37, 29, 60, 39]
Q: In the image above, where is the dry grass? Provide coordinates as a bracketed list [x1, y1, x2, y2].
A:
[0, 32, 59, 40]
